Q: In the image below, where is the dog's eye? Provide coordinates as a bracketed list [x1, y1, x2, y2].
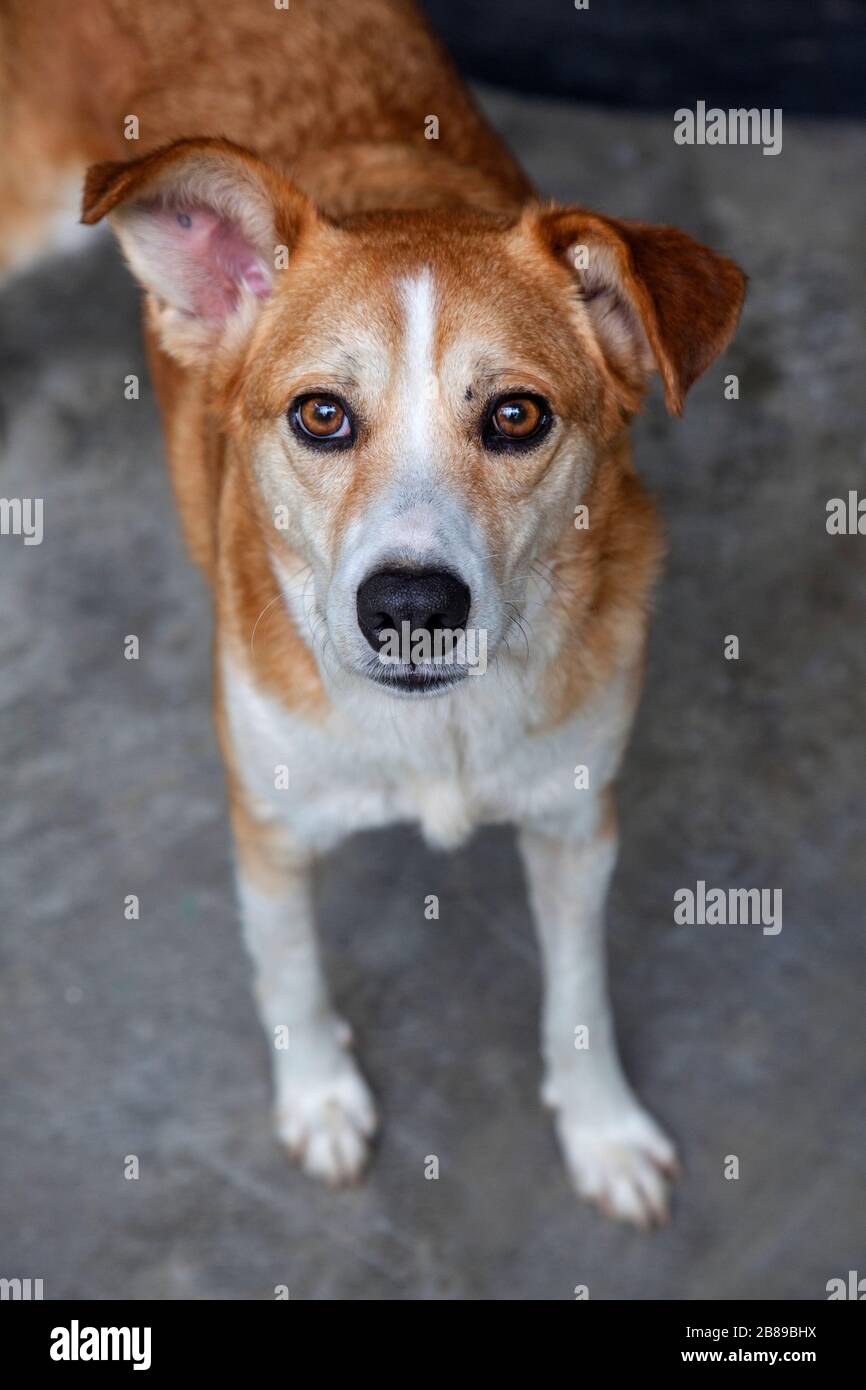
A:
[291, 394, 353, 443]
[484, 394, 552, 449]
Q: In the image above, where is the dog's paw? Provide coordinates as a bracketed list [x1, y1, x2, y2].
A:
[275, 1052, 378, 1187]
[555, 1105, 679, 1229]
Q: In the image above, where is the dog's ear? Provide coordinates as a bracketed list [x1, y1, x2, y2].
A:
[81, 137, 317, 367]
[528, 206, 746, 415]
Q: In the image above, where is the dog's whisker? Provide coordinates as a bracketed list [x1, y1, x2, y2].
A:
[249, 591, 285, 657]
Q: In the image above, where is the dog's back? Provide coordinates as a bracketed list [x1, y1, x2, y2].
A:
[0, 0, 529, 277]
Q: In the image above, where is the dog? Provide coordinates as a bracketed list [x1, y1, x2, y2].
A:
[1, 0, 745, 1227]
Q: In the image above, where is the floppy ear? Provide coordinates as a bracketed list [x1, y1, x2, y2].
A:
[530, 206, 746, 415]
[81, 137, 316, 366]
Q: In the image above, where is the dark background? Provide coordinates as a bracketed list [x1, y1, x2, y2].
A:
[425, 0, 866, 116]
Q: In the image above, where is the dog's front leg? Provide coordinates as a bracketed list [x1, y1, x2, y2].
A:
[229, 788, 377, 1186]
[519, 795, 678, 1227]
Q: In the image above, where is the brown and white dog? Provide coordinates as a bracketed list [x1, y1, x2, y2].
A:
[1, 0, 745, 1226]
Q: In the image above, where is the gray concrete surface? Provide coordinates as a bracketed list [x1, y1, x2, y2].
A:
[1, 89, 864, 1300]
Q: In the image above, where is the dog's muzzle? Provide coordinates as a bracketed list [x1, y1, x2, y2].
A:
[355, 567, 472, 693]
[356, 567, 470, 652]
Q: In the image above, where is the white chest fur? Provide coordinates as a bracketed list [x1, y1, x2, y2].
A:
[222, 653, 633, 852]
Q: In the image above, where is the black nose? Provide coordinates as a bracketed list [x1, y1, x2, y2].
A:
[356, 568, 471, 653]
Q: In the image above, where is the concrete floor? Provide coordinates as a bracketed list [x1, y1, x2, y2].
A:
[1, 88, 864, 1300]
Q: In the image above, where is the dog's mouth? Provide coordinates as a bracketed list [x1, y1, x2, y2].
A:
[365, 663, 469, 698]
[352, 617, 490, 696]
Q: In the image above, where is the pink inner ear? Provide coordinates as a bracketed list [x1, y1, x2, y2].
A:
[152, 205, 271, 320]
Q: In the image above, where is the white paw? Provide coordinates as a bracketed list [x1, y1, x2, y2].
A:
[555, 1104, 679, 1229]
[275, 1051, 378, 1188]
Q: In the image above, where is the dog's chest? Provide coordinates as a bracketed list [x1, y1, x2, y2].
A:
[223, 659, 628, 851]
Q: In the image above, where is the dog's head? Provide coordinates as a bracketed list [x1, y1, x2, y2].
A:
[83, 137, 745, 698]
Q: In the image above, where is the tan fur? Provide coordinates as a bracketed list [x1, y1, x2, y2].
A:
[216, 453, 330, 718]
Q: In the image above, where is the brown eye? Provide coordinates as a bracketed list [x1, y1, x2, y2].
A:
[494, 398, 540, 437]
[484, 393, 552, 449]
[292, 394, 353, 443]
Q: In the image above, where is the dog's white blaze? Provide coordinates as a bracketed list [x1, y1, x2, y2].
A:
[399, 268, 437, 463]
